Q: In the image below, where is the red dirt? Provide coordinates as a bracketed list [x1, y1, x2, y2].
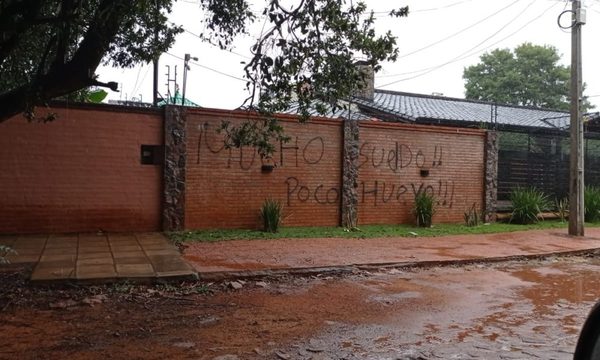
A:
[2, 257, 600, 359]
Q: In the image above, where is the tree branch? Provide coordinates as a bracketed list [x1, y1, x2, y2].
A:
[0, 0, 44, 64]
[0, 0, 129, 122]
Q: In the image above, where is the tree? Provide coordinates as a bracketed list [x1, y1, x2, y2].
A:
[463, 43, 591, 111]
[0, 0, 407, 154]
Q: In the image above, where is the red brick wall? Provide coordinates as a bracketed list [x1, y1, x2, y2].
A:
[185, 109, 343, 229]
[0, 105, 164, 233]
[0, 104, 486, 233]
[184, 109, 485, 230]
[357, 121, 485, 225]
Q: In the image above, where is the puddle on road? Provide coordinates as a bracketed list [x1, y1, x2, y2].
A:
[511, 261, 600, 311]
[6, 258, 600, 359]
[275, 260, 600, 359]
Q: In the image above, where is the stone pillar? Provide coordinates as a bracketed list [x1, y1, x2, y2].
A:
[484, 131, 499, 223]
[163, 106, 187, 231]
[341, 119, 360, 229]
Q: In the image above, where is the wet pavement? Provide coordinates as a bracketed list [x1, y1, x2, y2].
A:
[0, 233, 195, 282]
[184, 228, 600, 278]
[209, 257, 600, 359]
[2, 255, 600, 359]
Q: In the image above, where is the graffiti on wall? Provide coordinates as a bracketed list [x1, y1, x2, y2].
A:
[195, 122, 257, 170]
[358, 142, 444, 171]
[360, 179, 455, 208]
[196, 121, 327, 169]
[195, 121, 462, 209]
[285, 177, 339, 206]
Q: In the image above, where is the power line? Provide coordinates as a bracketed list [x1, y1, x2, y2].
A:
[378, 0, 558, 87]
[173, 23, 252, 60]
[132, 65, 152, 95]
[395, 0, 522, 60]
[372, 0, 473, 15]
[130, 65, 143, 97]
[164, 52, 247, 82]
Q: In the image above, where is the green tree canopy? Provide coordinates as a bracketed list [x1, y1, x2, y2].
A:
[463, 42, 591, 111]
[0, 1, 407, 154]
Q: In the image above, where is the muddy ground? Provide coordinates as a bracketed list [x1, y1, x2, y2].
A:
[1, 256, 600, 359]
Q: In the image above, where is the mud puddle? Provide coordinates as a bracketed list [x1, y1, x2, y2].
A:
[3, 257, 600, 359]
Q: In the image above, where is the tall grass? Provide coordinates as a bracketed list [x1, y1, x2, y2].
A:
[464, 203, 481, 227]
[0, 245, 15, 264]
[260, 198, 283, 233]
[510, 187, 549, 224]
[412, 192, 436, 228]
[585, 186, 600, 222]
[553, 197, 569, 223]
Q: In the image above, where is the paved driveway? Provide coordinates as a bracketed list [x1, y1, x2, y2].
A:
[0, 233, 195, 282]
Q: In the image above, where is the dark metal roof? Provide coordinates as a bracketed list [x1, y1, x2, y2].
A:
[283, 101, 375, 121]
[285, 90, 600, 131]
[353, 90, 572, 130]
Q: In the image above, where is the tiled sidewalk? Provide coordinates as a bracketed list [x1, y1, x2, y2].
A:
[0, 233, 195, 282]
[184, 228, 600, 279]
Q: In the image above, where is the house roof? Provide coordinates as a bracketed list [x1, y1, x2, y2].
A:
[157, 91, 200, 107]
[354, 90, 574, 131]
[283, 101, 377, 121]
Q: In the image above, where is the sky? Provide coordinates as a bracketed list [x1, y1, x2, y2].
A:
[96, 0, 600, 110]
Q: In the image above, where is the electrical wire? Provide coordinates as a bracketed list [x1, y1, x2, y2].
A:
[395, 0, 522, 60]
[371, 0, 473, 14]
[164, 52, 247, 82]
[132, 64, 152, 95]
[130, 65, 143, 97]
[378, 3, 556, 87]
[173, 22, 252, 59]
[557, 9, 575, 29]
[378, 0, 558, 87]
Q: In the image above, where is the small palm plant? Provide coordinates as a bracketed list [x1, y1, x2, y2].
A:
[412, 192, 436, 228]
[509, 187, 549, 224]
[0, 245, 16, 264]
[585, 186, 600, 222]
[260, 198, 283, 233]
[464, 203, 481, 227]
[553, 197, 569, 223]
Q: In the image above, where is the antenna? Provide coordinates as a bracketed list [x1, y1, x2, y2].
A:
[182, 53, 198, 106]
[165, 65, 178, 104]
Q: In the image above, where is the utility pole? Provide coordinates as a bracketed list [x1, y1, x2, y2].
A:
[182, 53, 197, 106]
[569, 0, 585, 236]
[152, 0, 159, 106]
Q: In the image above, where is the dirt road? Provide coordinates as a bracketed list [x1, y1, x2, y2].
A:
[1, 256, 599, 359]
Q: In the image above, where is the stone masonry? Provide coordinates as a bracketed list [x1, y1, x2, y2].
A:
[163, 106, 187, 231]
[341, 119, 360, 229]
[484, 131, 499, 222]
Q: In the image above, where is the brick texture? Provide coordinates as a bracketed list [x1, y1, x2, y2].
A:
[0, 105, 163, 233]
[185, 109, 485, 230]
[357, 121, 485, 225]
[1, 105, 486, 233]
[185, 108, 343, 229]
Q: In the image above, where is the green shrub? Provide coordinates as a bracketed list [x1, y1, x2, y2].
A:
[464, 203, 481, 227]
[553, 197, 569, 223]
[0, 245, 15, 264]
[585, 186, 600, 222]
[412, 192, 436, 228]
[260, 198, 283, 233]
[509, 187, 549, 224]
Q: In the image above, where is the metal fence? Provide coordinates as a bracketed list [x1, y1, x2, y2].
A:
[497, 131, 600, 201]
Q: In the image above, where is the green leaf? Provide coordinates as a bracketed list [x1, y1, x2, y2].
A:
[87, 89, 108, 103]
